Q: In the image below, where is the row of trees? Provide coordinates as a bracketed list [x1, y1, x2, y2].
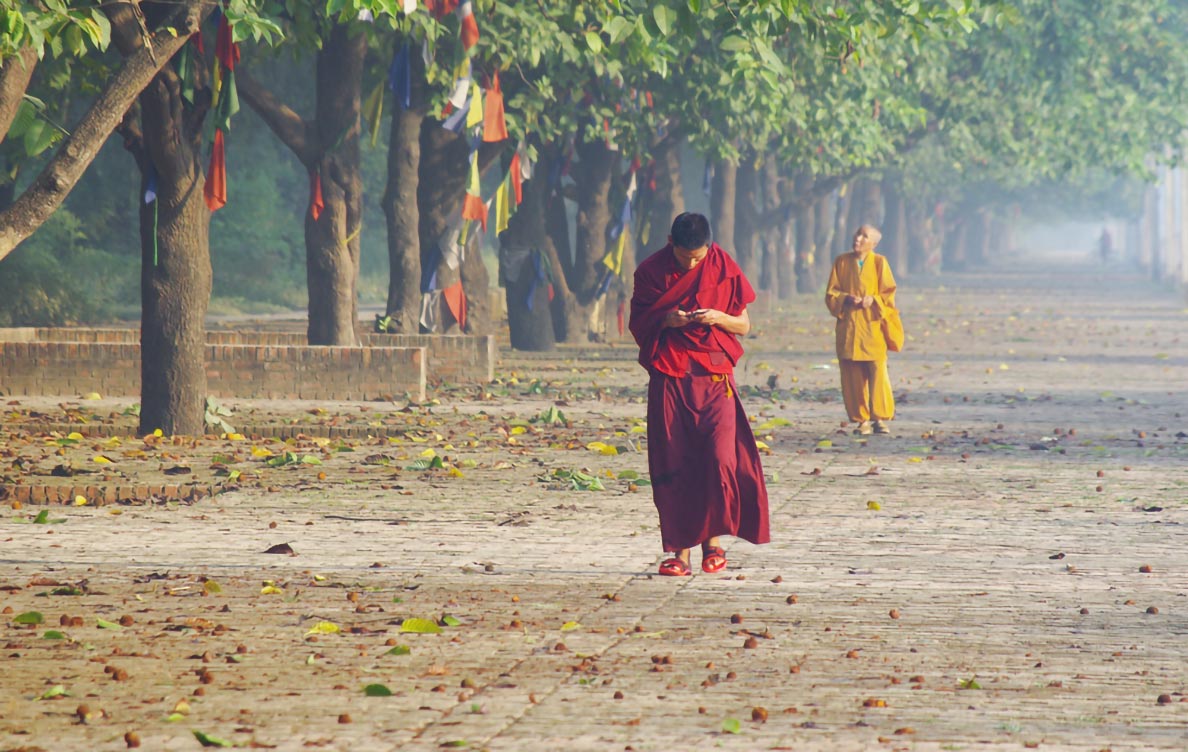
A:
[2, 0, 1187, 433]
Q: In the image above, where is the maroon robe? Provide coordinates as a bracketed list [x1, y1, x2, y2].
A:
[630, 243, 771, 552]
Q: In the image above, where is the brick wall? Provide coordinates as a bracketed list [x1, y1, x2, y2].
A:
[0, 328, 495, 397]
[0, 331, 428, 401]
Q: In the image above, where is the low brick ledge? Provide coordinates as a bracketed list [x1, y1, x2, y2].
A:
[1, 483, 218, 506]
[9, 423, 402, 440]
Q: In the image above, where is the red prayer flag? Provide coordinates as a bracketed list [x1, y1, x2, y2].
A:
[309, 169, 324, 221]
[425, 0, 459, 19]
[482, 72, 508, 143]
[459, 7, 479, 49]
[203, 129, 227, 212]
[191, 30, 204, 55]
[215, 13, 239, 72]
[442, 280, 467, 331]
[508, 152, 523, 205]
[462, 193, 487, 231]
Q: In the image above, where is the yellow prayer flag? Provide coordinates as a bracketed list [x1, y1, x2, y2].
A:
[495, 181, 510, 235]
[466, 82, 484, 130]
[467, 150, 481, 196]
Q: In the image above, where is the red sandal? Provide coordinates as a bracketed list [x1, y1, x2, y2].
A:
[701, 546, 727, 574]
[658, 557, 691, 577]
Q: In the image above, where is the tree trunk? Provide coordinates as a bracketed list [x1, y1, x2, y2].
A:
[966, 209, 991, 266]
[0, 47, 37, 145]
[105, 3, 212, 436]
[812, 190, 834, 283]
[759, 156, 781, 294]
[734, 157, 760, 281]
[793, 177, 816, 294]
[944, 211, 969, 270]
[709, 158, 737, 254]
[881, 175, 907, 276]
[906, 198, 928, 274]
[832, 182, 852, 259]
[0, 2, 208, 262]
[306, 28, 364, 345]
[644, 132, 684, 255]
[572, 137, 613, 299]
[501, 154, 555, 351]
[382, 43, 424, 333]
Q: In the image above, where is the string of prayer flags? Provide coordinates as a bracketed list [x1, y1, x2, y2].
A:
[388, 41, 411, 110]
[461, 149, 488, 230]
[482, 71, 508, 142]
[458, 1, 479, 50]
[442, 103, 469, 133]
[308, 169, 324, 221]
[364, 80, 385, 147]
[204, 6, 239, 213]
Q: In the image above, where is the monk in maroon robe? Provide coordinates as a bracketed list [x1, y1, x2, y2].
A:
[629, 212, 770, 576]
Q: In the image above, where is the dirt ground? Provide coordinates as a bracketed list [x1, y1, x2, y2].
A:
[2, 252, 1187, 751]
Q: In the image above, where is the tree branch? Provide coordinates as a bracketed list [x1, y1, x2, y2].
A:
[238, 69, 314, 166]
[0, 46, 37, 145]
[0, 0, 209, 263]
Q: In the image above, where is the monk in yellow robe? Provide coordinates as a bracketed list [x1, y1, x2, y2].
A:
[825, 225, 898, 435]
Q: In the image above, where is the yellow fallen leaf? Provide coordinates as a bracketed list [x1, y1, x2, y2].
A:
[73, 495, 88, 506]
[586, 441, 618, 455]
[251, 446, 273, 458]
[260, 585, 283, 595]
[448, 467, 464, 478]
[510, 426, 527, 435]
[867, 500, 881, 510]
[630, 425, 646, 434]
[306, 621, 340, 636]
[153, 429, 164, 437]
[560, 621, 582, 632]
[83, 392, 101, 400]
[907, 457, 923, 463]
[313, 574, 327, 582]
[225, 432, 245, 441]
[92, 455, 113, 464]
[755, 440, 770, 450]
[998, 364, 1009, 371]
[420, 448, 437, 458]
[68, 432, 84, 440]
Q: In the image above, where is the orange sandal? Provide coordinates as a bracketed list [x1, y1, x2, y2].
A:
[658, 557, 691, 577]
[701, 546, 727, 574]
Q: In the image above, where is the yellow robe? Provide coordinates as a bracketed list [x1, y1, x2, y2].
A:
[825, 252, 897, 422]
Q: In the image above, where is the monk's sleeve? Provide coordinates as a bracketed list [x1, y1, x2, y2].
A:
[629, 265, 668, 365]
[825, 261, 847, 319]
[871, 256, 897, 319]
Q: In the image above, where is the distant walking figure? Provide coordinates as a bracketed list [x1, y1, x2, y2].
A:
[825, 225, 900, 436]
[1098, 227, 1113, 264]
[629, 212, 771, 577]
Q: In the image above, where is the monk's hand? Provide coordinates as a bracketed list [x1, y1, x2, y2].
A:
[689, 308, 722, 326]
[664, 309, 692, 328]
[845, 294, 862, 307]
[861, 295, 875, 309]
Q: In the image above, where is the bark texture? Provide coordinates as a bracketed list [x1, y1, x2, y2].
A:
[709, 159, 737, 256]
[381, 48, 425, 333]
[501, 157, 555, 351]
[734, 158, 760, 281]
[0, 47, 37, 145]
[643, 132, 684, 254]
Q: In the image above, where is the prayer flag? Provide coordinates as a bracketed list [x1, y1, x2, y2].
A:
[442, 280, 467, 330]
[144, 163, 158, 204]
[308, 169, 324, 221]
[203, 129, 227, 212]
[482, 71, 508, 142]
[425, 0, 458, 19]
[388, 41, 411, 110]
[461, 151, 487, 230]
[458, 1, 479, 50]
[212, 68, 238, 133]
[403, 0, 417, 13]
[442, 104, 469, 133]
[495, 180, 510, 235]
[215, 12, 239, 72]
[508, 152, 523, 205]
[466, 82, 484, 130]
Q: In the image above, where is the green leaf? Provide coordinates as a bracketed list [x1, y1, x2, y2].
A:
[192, 729, 235, 747]
[719, 34, 749, 52]
[757, 418, 793, 430]
[959, 677, 982, 690]
[50, 586, 83, 596]
[300, 454, 322, 465]
[603, 16, 632, 44]
[722, 717, 741, 734]
[441, 615, 462, 627]
[39, 684, 70, 700]
[42, 630, 67, 640]
[687, 0, 702, 12]
[33, 510, 49, 524]
[617, 470, 640, 480]
[584, 30, 603, 54]
[363, 683, 394, 696]
[400, 617, 442, 634]
[652, 6, 673, 36]
[96, 618, 122, 630]
[14, 611, 44, 625]
[385, 645, 411, 656]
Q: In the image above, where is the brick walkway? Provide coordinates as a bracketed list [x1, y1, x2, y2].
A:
[1, 254, 1186, 751]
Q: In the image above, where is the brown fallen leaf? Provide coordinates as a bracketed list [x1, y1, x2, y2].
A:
[263, 543, 295, 555]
